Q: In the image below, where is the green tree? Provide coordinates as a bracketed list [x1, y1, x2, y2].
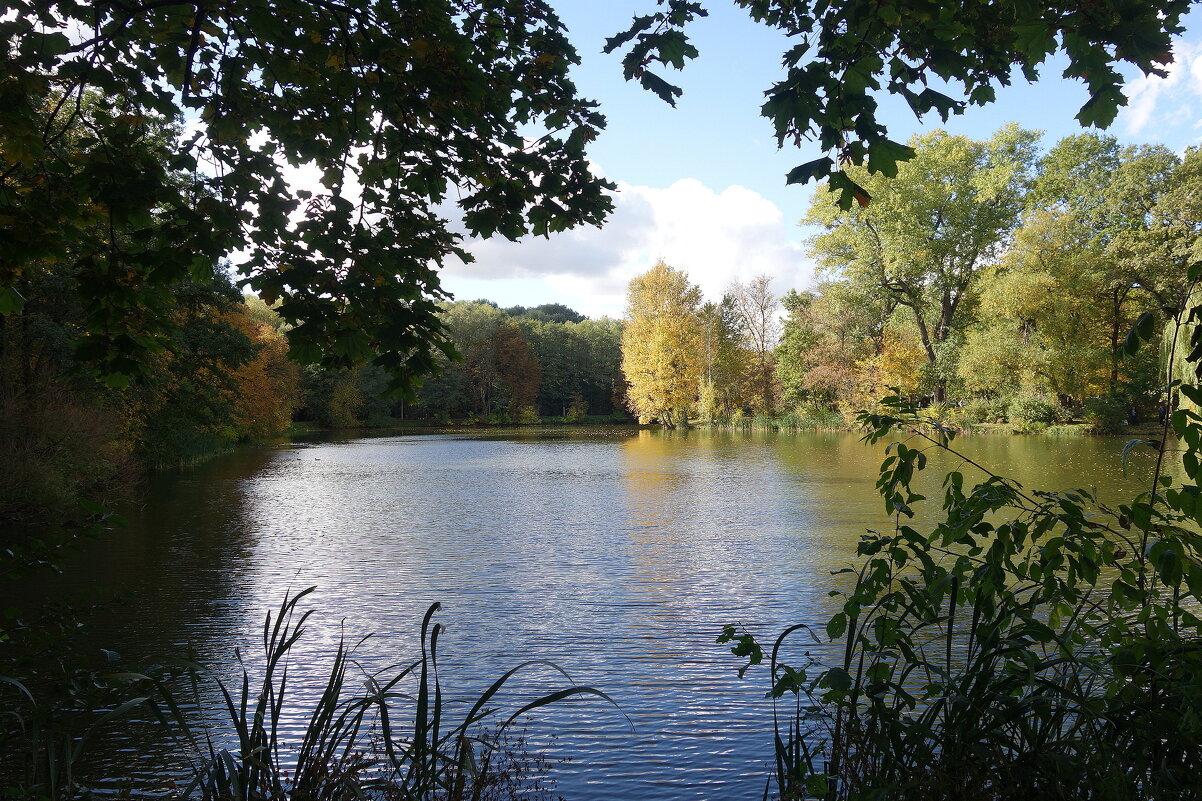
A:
[958, 211, 1114, 402]
[696, 297, 746, 422]
[805, 125, 1039, 402]
[572, 317, 625, 416]
[621, 261, 703, 428]
[520, 318, 583, 416]
[2, 1, 613, 388]
[1032, 134, 1182, 392]
[505, 303, 587, 324]
[440, 301, 507, 417]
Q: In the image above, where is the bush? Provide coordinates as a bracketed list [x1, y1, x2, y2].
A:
[564, 393, 589, 423]
[729, 383, 1202, 801]
[1081, 394, 1127, 434]
[1007, 393, 1064, 432]
[794, 403, 845, 429]
[962, 396, 1009, 425]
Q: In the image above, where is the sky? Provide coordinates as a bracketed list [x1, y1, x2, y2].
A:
[440, 2, 1202, 319]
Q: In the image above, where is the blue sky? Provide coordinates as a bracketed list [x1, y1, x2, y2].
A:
[442, 3, 1202, 318]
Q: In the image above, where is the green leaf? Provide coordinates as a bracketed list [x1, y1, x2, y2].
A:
[1179, 384, 1202, 407]
[824, 667, 853, 691]
[1121, 311, 1157, 356]
[639, 71, 683, 106]
[1156, 546, 1183, 586]
[786, 157, 832, 185]
[1075, 86, 1126, 129]
[866, 139, 917, 178]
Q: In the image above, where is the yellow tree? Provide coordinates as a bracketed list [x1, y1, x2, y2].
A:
[621, 261, 703, 428]
[227, 313, 302, 439]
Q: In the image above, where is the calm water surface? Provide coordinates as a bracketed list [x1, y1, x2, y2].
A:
[28, 428, 1157, 799]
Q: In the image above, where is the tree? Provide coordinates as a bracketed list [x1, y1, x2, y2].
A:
[226, 313, 301, 439]
[5, 1, 1194, 395]
[727, 275, 781, 413]
[440, 301, 507, 416]
[493, 322, 541, 415]
[574, 318, 625, 415]
[696, 297, 745, 422]
[2, 0, 613, 388]
[958, 211, 1114, 402]
[504, 303, 587, 324]
[606, 0, 1190, 207]
[621, 261, 703, 428]
[805, 125, 1039, 402]
[1027, 134, 1184, 394]
[775, 284, 888, 412]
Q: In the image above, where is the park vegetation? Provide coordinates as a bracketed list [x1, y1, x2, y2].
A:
[619, 127, 1197, 435]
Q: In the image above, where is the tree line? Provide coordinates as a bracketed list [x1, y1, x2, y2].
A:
[621, 126, 1196, 432]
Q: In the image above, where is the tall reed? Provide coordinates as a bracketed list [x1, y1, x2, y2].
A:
[3, 589, 622, 800]
[177, 587, 623, 800]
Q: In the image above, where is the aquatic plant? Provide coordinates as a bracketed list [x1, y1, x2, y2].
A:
[177, 588, 621, 801]
[2, 590, 621, 800]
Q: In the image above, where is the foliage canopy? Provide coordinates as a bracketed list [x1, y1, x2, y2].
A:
[1, 0, 613, 388]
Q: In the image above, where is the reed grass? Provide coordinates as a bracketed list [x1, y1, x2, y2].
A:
[2, 589, 623, 800]
[174, 588, 623, 800]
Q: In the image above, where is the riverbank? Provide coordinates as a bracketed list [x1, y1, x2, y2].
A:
[287, 412, 637, 437]
[695, 416, 1168, 437]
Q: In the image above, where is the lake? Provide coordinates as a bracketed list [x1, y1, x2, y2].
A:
[19, 427, 1158, 799]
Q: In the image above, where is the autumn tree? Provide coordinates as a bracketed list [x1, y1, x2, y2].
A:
[621, 261, 703, 428]
[805, 125, 1039, 402]
[727, 275, 781, 413]
[775, 284, 889, 412]
[493, 323, 541, 416]
[696, 298, 745, 422]
[227, 313, 301, 440]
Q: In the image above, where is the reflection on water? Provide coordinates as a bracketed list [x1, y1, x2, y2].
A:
[10, 428, 1156, 800]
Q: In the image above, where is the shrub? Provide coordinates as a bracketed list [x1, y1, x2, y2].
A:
[1082, 394, 1127, 434]
[1006, 393, 1063, 432]
[564, 393, 589, 423]
[727, 375, 1202, 801]
[962, 396, 1008, 424]
[803, 403, 845, 429]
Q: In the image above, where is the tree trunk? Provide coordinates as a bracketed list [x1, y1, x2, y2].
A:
[1109, 289, 1122, 392]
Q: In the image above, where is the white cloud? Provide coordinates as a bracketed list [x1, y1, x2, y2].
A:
[1121, 39, 1202, 139]
[445, 178, 814, 318]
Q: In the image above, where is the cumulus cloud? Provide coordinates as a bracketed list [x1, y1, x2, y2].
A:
[445, 178, 814, 318]
[1120, 39, 1202, 139]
